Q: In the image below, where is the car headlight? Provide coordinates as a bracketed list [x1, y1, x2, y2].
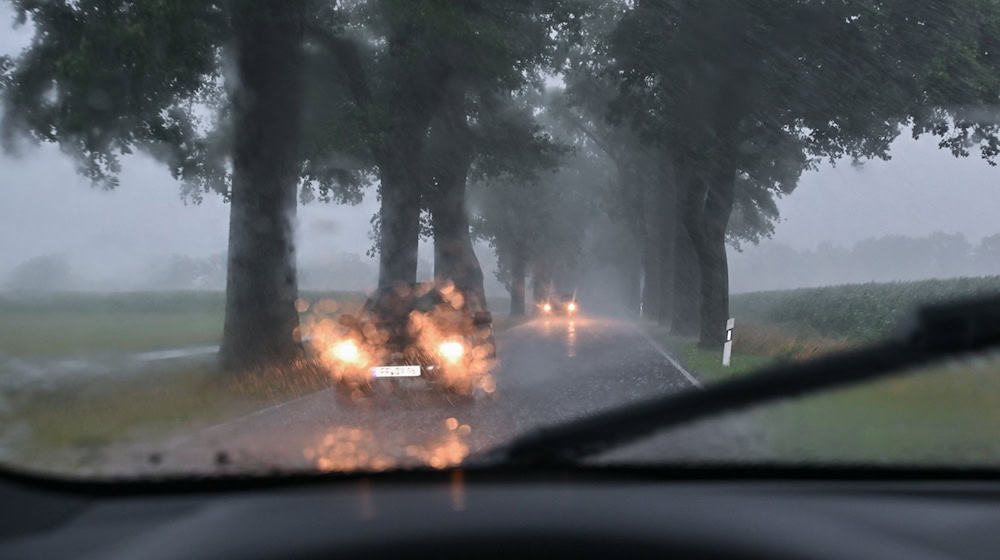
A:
[543, 303, 552, 312]
[332, 340, 361, 363]
[439, 341, 465, 362]
[567, 302, 577, 312]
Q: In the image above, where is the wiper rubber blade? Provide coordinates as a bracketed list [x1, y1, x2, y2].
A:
[479, 295, 1000, 467]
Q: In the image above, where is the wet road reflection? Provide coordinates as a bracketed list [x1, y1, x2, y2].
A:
[85, 315, 703, 475]
[567, 320, 577, 358]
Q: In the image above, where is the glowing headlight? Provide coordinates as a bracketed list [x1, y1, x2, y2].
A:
[439, 341, 465, 362]
[567, 302, 577, 312]
[543, 303, 552, 312]
[332, 340, 360, 363]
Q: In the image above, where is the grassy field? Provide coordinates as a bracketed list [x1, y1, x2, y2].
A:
[4, 358, 339, 468]
[0, 290, 511, 467]
[0, 291, 370, 358]
[649, 275, 1000, 466]
[0, 290, 510, 359]
[731, 275, 1000, 342]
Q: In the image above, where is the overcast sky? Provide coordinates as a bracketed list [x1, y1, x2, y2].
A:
[2, 7, 999, 289]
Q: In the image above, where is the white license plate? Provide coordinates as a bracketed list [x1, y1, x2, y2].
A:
[371, 365, 422, 378]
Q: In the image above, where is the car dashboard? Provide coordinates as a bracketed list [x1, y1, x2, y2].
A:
[2, 466, 1000, 559]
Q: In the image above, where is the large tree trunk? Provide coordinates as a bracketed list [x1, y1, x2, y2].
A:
[377, 144, 424, 289]
[428, 96, 487, 311]
[220, 1, 305, 371]
[641, 232, 661, 321]
[655, 163, 677, 326]
[671, 161, 705, 337]
[431, 169, 486, 311]
[509, 249, 527, 316]
[696, 166, 737, 349]
[374, 51, 447, 290]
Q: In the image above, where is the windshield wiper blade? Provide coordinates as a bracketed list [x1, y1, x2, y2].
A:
[478, 295, 1000, 468]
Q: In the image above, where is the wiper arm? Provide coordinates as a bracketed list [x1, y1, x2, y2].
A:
[478, 295, 1000, 467]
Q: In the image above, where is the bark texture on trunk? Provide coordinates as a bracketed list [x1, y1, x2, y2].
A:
[375, 105, 431, 289]
[655, 166, 677, 326]
[696, 166, 737, 349]
[377, 136, 425, 290]
[373, 64, 447, 290]
[431, 176, 486, 311]
[428, 97, 487, 311]
[220, 1, 305, 370]
[671, 161, 705, 337]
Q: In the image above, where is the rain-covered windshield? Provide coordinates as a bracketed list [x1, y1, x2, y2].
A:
[3, 0, 1000, 477]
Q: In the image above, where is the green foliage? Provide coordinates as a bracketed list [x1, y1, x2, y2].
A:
[2, 0, 226, 188]
[2, 0, 368, 203]
[731, 276, 1000, 342]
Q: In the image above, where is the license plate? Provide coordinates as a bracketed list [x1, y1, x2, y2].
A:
[371, 365, 422, 378]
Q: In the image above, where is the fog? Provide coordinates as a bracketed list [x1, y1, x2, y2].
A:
[2, 6, 999, 298]
[5, 127, 996, 296]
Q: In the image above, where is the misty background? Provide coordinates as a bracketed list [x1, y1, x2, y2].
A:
[2, 7, 999, 297]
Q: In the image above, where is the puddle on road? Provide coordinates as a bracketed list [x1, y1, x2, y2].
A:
[303, 417, 473, 472]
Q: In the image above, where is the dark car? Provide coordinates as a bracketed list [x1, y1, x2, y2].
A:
[542, 292, 578, 316]
[323, 283, 497, 403]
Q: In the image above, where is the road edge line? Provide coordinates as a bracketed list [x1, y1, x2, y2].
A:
[636, 326, 704, 389]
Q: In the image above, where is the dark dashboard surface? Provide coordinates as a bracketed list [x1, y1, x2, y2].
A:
[3, 468, 1000, 560]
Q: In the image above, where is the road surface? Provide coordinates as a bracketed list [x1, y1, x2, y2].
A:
[64, 315, 768, 474]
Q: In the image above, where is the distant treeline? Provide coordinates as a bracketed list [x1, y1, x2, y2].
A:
[730, 232, 1000, 293]
[2, 252, 379, 293]
[2, 247, 510, 296]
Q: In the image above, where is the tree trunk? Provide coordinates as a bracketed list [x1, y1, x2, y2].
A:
[428, 96, 487, 311]
[641, 234, 661, 321]
[509, 249, 527, 317]
[219, 1, 305, 371]
[671, 162, 705, 338]
[431, 167, 486, 311]
[655, 165, 677, 326]
[696, 166, 737, 349]
[374, 65, 446, 291]
[377, 147, 423, 289]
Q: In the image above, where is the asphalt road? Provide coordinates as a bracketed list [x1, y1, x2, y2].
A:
[135, 314, 713, 474]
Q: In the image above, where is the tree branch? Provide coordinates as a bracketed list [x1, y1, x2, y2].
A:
[305, 24, 373, 110]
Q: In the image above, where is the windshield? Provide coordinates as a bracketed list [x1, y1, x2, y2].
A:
[3, 0, 1000, 478]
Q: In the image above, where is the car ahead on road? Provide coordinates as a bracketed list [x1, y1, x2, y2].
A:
[542, 292, 578, 316]
[6, 296, 1000, 560]
[320, 283, 497, 403]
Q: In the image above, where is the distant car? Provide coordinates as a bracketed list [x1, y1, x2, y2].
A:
[323, 283, 496, 403]
[541, 292, 578, 315]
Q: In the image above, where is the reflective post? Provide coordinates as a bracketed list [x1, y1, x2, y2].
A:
[722, 318, 735, 367]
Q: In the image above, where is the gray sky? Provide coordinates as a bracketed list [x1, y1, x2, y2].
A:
[770, 135, 1000, 250]
[2, 7, 998, 291]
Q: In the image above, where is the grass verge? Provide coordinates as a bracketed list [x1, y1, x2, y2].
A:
[3, 358, 337, 466]
[1, 290, 516, 468]
[646, 315, 1000, 465]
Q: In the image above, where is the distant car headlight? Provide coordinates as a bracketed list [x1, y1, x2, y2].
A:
[567, 302, 577, 312]
[439, 341, 465, 362]
[543, 303, 552, 312]
[332, 340, 361, 363]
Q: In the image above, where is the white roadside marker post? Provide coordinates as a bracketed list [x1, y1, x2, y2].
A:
[722, 318, 735, 367]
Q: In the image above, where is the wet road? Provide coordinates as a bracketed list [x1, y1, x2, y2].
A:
[146, 315, 705, 473]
